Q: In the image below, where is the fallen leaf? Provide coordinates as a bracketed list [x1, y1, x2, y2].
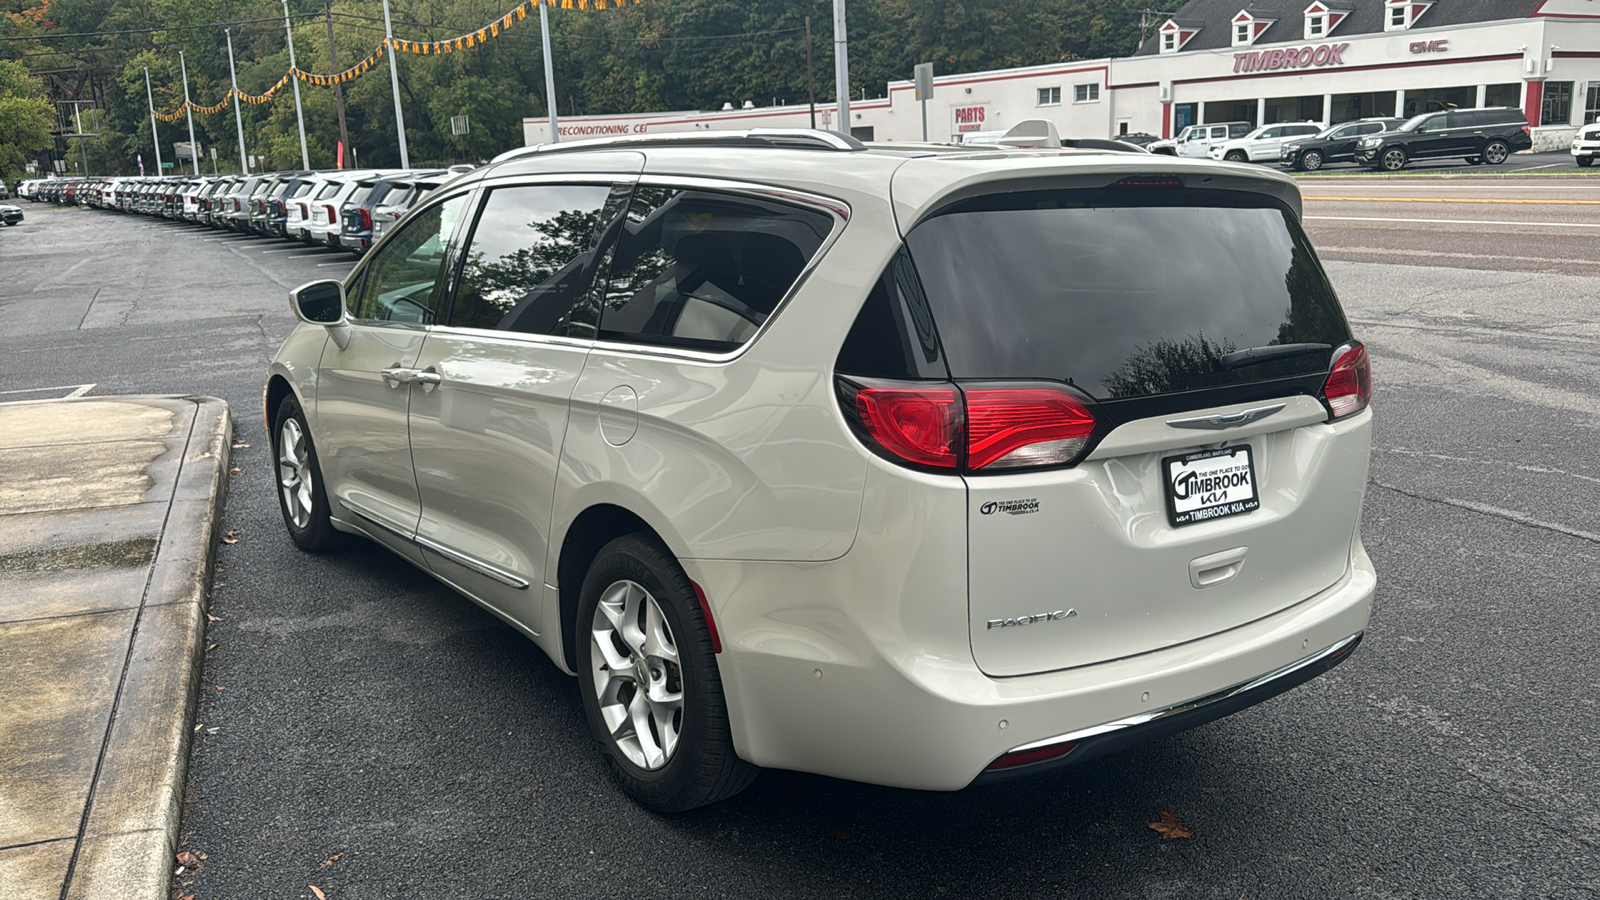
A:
[206, 613, 222, 623]
[222, 529, 240, 545]
[207, 643, 218, 652]
[196, 852, 208, 861]
[175, 850, 199, 867]
[310, 886, 327, 900]
[318, 852, 344, 869]
[230, 466, 242, 473]
[1147, 809, 1193, 840]
[232, 442, 250, 449]
[178, 894, 195, 900]
[215, 685, 225, 691]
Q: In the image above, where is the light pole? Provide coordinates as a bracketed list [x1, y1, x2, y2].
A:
[832, 0, 850, 137]
[282, 0, 310, 169]
[226, 29, 249, 173]
[178, 48, 200, 175]
[380, 0, 410, 167]
[143, 66, 163, 173]
[539, 0, 560, 142]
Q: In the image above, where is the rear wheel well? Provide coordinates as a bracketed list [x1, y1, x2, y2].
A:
[265, 375, 295, 432]
[557, 504, 659, 671]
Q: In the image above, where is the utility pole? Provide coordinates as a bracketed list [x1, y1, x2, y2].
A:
[326, 5, 351, 167]
[226, 29, 249, 173]
[282, 0, 310, 169]
[178, 48, 200, 175]
[806, 16, 816, 129]
[143, 67, 163, 173]
[832, 0, 850, 136]
[380, 0, 410, 166]
[539, 0, 560, 142]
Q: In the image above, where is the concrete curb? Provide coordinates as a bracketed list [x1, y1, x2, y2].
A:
[61, 396, 231, 900]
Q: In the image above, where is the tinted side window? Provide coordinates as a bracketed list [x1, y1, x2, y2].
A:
[448, 184, 612, 335]
[835, 250, 947, 380]
[350, 193, 469, 325]
[598, 187, 833, 352]
[1358, 122, 1384, 135]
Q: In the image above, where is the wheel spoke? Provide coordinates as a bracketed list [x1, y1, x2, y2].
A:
[642, 596, 678, 666]
[586, 577, 687, 772]
[627, 688, 666, 770]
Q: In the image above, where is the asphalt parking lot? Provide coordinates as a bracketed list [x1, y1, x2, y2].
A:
[2, 187, 1597, 898]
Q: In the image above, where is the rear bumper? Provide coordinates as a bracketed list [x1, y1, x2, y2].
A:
[692, 537, 1376, 792]
[971, 632, 1361, 784]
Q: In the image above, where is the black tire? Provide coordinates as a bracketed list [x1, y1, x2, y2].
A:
[271, 395, 343, 552]
[575, 534, 757, 812]
[1301, 150, 1324, 172]
[1580, 156, 1595, 168]
[1380, 147, 1409, 172]
[1225, 150, 1248, 163]
[1483, 141, 1510, 166]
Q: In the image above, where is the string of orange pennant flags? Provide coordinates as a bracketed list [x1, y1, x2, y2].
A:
[150, 0, 639, 119]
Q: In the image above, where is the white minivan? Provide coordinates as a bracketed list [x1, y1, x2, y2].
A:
[267, 130, 1376, 812]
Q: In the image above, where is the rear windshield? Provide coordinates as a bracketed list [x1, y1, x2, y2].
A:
[903, 188, 1352, 401]
[347, 184, 375, 205]
[314, 182, 342, 200]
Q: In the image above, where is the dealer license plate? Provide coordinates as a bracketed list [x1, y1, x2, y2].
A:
[1163, 446, 1260, 527]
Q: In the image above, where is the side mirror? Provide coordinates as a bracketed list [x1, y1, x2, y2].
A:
[290, 279, 353, 350]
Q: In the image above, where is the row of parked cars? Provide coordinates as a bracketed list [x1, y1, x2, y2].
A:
[13, 166, 471, 252]
[1148, 106, 1534, 171]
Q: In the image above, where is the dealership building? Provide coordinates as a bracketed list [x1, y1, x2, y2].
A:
[525, 0, 1600, 152]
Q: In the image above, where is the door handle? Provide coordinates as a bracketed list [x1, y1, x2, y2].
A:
[380, 366, 415, 388]
[1190, 546, 1249, 589]
[411, 367, 442, 393]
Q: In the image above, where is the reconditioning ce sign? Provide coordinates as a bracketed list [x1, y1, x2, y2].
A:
[1233, 42, 1351, 73]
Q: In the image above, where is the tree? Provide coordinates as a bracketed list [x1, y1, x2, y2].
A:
[0, 59, 54, 182]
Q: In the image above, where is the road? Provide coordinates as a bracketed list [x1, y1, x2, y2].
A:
[1, 188, 1597, 899]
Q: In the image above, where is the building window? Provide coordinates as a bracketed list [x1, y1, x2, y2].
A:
[1388, 6, 1405, 28]
[1543, 82, 1575, 126]
[1235, 22, 1251, 45]
[1307, 15, 1325, 37]
[1586, 84, 1600, 125]
[1161, 31, 1177, 53]
[1074, 83, 1100, 103]
[1037, 87, 1061, 106]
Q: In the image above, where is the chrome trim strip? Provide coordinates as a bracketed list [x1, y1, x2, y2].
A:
[344, 504, 415, 542]
[1166, 403, 1287, 431]
[414, 535, 531, 590]
[1003, 634, 1362, 756]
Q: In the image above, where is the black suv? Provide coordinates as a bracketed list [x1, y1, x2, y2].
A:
[1355, 107, 1531, 171]
[1281, 118, 1405, 171]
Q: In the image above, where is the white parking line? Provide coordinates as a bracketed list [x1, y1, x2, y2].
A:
[317, 262, 354, 267]
[0, 383, 96, 399]
[287, 253, 331, 259]
[1305, 215, 1600, 229]
[261, 247, 305, 253]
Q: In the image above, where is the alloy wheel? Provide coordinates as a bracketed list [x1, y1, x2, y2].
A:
[1303, 151, 1323, 171]
[589, 579, 685, 771]
[277, 417, 314, 530]
[1484, 142, 1509, 165]
[1382, 148, 1407, 171]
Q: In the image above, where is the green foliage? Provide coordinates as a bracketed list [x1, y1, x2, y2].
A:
[1, 0, 1157, 175]
[0, 58, 54, 181]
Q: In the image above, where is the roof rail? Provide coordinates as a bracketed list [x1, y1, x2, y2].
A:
[492, 128, 866, 164]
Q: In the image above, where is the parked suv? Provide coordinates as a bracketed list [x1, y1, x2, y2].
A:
[1175, 121, 1254, 158]
[1356, 107, 1531, 171]
[1281, 118, 1406, 171]
[1572, 121, 1600, 167]
[1209, 122, 1324, 163]
[267, 130, 1376, 812]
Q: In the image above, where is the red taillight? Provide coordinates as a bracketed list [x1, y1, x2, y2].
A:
[985, 740, 1078, 771]
[840, 379, 1097, 473]
[359, 207, 372, 229]
[690, 581, 722, 654]
[1323, 342, 1372, 419]
[854, 385, 960, 469]
[324, 204, 337, 222]
[297, 202, 308, 217]
[965, 388, 1096, 470]
[1112, 175, 1183, 187]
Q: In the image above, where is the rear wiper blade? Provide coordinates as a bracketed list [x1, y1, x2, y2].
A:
[1217, 343, 1333, 370]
